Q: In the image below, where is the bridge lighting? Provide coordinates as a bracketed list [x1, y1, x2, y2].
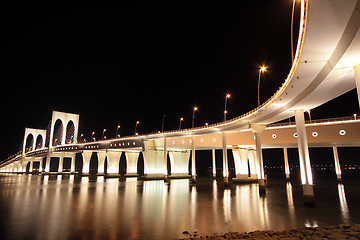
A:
[354, 113, 357, 119]
[102, 129, 106, 140]
[307, 110, 312, 123]
[116, 125, 121, 138]
[91, 132, 95, 142]
[179, 117, 184, 130]
[224, 93, 231, 121]
[258, 66, 267, 106]
[135, 121, 140, 135]
[192, 107, 198, 128]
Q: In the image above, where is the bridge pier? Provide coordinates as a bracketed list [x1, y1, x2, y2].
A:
[295, 109, 315, 206]
[82, 151, 92, 176]
[191, 135, 196, 183]
[168, 150, 190, 178]
[97, 151, 107, 176]
[332, 146, 342, 181]
[283, 147, 291, 180]
[222, 132, 230, 185]
[212, 149, 216, 178]
[232, 147, 253, 183]
[143, 141, 166, 179]
[250, 124, 266, 194]
[106, 151, 121, 177]
[124, 151, 140, 177]
[354, 64, 360, 109]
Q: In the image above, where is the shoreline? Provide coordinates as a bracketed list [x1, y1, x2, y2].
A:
[180, 223, 360, 239]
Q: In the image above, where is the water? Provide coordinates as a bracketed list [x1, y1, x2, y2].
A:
[0, 174, 360, 240]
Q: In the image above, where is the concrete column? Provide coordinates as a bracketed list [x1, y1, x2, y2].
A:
[248, 149, 258, 180]
[106, 151, 121, 177]
[332, 146, 342, 181]
[250, 124, 266, 193]
[29, 159, 34, 173]
[232, 147, 251, 182]
[222, 132, 229, 185]
[191, 135, 196, 183]
[70, 154, 76, 173]
[168, 150, 190, 178]
[82, 151, 93, 175]
[44, 153, 51, 173]
[283, 147, 290, 180]
[212, 148, 216, 178]
[58, 155, 64, 173]
[164, 137, 168, 179]
[125, 151, 139, 176]
[97, 151, 107, 175]
[39, 157, 44, 173]
[294, 109, 315, 206]
[354, 64, 360, 109]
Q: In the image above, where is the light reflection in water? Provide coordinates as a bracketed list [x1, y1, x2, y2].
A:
[0, 175, 358, 240]
[338, 183, 349, 223]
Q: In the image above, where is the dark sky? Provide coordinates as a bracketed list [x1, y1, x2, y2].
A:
[1, 2, 359, 161]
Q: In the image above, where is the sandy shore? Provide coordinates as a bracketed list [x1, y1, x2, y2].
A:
[180, 223, 360, 239]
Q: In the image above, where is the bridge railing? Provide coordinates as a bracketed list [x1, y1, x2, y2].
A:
[267, 116, 359, 128]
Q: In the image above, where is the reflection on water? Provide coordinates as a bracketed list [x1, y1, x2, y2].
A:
[0, 175, 359, 240]
[338, 183, 349, 224]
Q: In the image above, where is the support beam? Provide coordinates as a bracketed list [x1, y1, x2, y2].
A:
[164, 137, 168, 179]
[222, 132, 229, 185]
[232, 147, 254, 183]
[295, 109, 315, 206]
[97, 152, 107, 176]
[82, 151, 93, 176]
[168, 150, 190, 178]
[70, 154, 76, 173]
[354, 64, 360, 110]
[191, 135, 196, 183]
[249, 124, 266, 194]
[332, 146, 342, 181]
[283, 147, 290, 180]
[125, 151, 140, 177]
[248, 149, 258, 180]
[106, 151, 121, 177]
[58, 155, 64, 173]
[212, 148, 216, 178]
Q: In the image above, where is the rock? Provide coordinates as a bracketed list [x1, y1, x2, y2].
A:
[183, 231, 189, 234]
[327, 232, 356, 240]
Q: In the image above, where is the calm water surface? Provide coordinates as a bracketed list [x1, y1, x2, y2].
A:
[0, 174, 360, 239]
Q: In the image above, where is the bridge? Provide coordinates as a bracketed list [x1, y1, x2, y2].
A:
[1, 0, 360, 206]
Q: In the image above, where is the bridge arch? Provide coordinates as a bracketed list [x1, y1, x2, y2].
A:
[65, 120, 75, 144]
[35, 134, 43, 150]
[24, 134, 34, 153]
[52, 119, 64, 146]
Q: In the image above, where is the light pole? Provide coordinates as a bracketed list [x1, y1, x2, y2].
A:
[307, 110, 312, 123]
[161, 114, 166, 133]
[116, 125, 121, 138]
[258, 66, 267, 107]
[135, 121, 140, 135]
[91, 132, 95, 142]
[224, 93, 231, 121]
[192, 107, 198, 128]
[102, 129, 106, 140]
[179, 117, 184, 130]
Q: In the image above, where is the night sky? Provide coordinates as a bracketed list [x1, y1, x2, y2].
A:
[1, 2, 359, 161]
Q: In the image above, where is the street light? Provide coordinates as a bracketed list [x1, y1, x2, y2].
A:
[179, 117, 184, 130]
[307, 110, 312, 123]
[192, 107, 198, 128]
[135, 121, 140, 135]
[102, 129, 106, 140]
[224, 93, 231, 121]
[91, 132, 95, 142]
[258, 66, 267, 106]
[161, 114, 166, 133]
[116, 125, 121, 138]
